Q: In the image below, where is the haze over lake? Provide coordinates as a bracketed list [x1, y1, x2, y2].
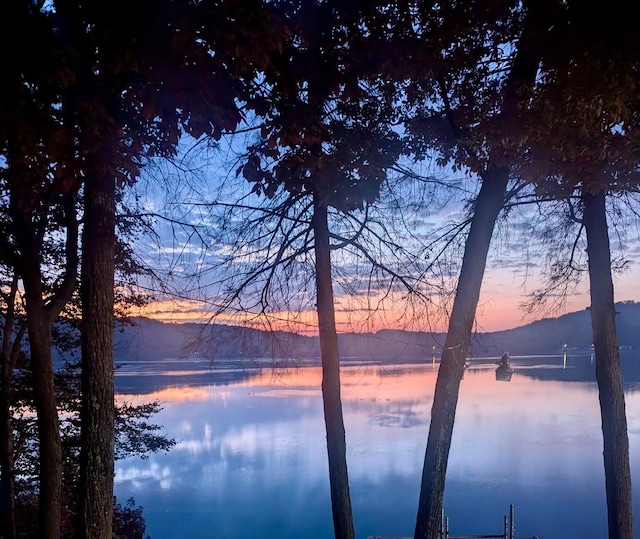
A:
[113, 353, 640, 539]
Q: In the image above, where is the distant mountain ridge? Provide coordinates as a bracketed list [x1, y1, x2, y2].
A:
[114, 301, 640, 363]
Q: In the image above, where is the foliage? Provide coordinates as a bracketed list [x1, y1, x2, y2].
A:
[11, 360, 175, 488]
[114, 402, 175, 461]
[2, 1, 638, 538]
[8, 359, 173, 537]
[517, 1, 640, 194]
[240, 1, 403, 211]
[112, 498, 150, 539]
[12, 494, 150, 539]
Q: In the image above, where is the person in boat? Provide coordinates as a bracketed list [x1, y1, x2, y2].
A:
[500, 352, 511, 367]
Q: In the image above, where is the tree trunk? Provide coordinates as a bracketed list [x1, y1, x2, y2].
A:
[412, 7, 544, 534]
[414, 169, 509, 539]
[10, 194, 77, 539]
[0, 376, 16, 539]
[312, 200, 355, 539]
[27, 304, 63, 539]
[78, 170, 116, 539]
[0, 276, 20, 539]
[582, 191, 633, 539]
[20, 253, 64, 539]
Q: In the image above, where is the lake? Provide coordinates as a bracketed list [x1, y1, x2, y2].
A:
[113, 353, 640, 539]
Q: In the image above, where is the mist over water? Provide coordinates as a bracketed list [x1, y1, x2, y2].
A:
[114, 353, 640, 539]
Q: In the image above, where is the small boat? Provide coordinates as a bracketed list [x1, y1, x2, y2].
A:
[495, 352, 513, 381]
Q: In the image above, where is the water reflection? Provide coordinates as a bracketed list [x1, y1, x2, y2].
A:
[114, 355, 640, 539]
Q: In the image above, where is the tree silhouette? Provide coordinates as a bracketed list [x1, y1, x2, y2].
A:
[1, 1, 286, 536]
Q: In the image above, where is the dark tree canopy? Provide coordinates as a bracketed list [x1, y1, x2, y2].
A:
[2, 1, 639, 539]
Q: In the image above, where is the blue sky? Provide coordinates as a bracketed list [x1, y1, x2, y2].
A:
[128, 136, 640, 333]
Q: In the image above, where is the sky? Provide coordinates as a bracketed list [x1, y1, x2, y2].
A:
[130, 138, 640, 335]
[134, 250, 639, 334]
[477, 264, 638, 332]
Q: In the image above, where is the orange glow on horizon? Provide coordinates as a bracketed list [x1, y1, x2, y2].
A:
[130, 296, 559, 335]
[132, 269, 640, 335]
[134, 300, 446, 335]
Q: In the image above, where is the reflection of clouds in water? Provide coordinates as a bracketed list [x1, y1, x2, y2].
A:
[116, 386, 218, 404]
[449, 374, 605, 489]
[115, 379, 431, 496]
[116, 461, 173, 489]
[173, 437, 220, 456]
[116, 410, 329, 496]
[259, 389, 322, 398]
[178, 420, 192, 435]
[353, 399, 427, 429]
[115, 359, 640, 539]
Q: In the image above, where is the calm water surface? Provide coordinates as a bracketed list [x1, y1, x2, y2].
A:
[114, 354, 640, 539]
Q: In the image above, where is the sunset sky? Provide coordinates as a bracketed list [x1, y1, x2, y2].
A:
[135, 242, 639, 334]
[476, 265, 638, 331]
[132, 144, 640, 335]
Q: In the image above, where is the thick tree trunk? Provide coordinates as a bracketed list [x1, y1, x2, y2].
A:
[582, 191, 633, 539]
[413, 8, 543, 535]
[78, 171, 116, 539]
[312, 201, 355, 539]
[27, 305, 63, 539]
[414, 169, 509, 539]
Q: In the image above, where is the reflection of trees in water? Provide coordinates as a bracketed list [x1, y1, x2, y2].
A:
[502, 352, 640, 386]
[114, 366, 262, 395]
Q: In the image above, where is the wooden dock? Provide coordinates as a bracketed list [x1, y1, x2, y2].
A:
[368, 505, 539, 539]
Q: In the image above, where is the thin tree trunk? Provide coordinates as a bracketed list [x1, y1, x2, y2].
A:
[0, 275, 20, 539]
[413, 169, 509, 539]
[11, 192, 77, 539]
[583, 191, 633, 539]
[78, 170, 116, 539]
[312, 200, 355, 539]
[26, 302, 63, 539]
[0, 374, 15, 539]
[20, 255, 64, 539]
